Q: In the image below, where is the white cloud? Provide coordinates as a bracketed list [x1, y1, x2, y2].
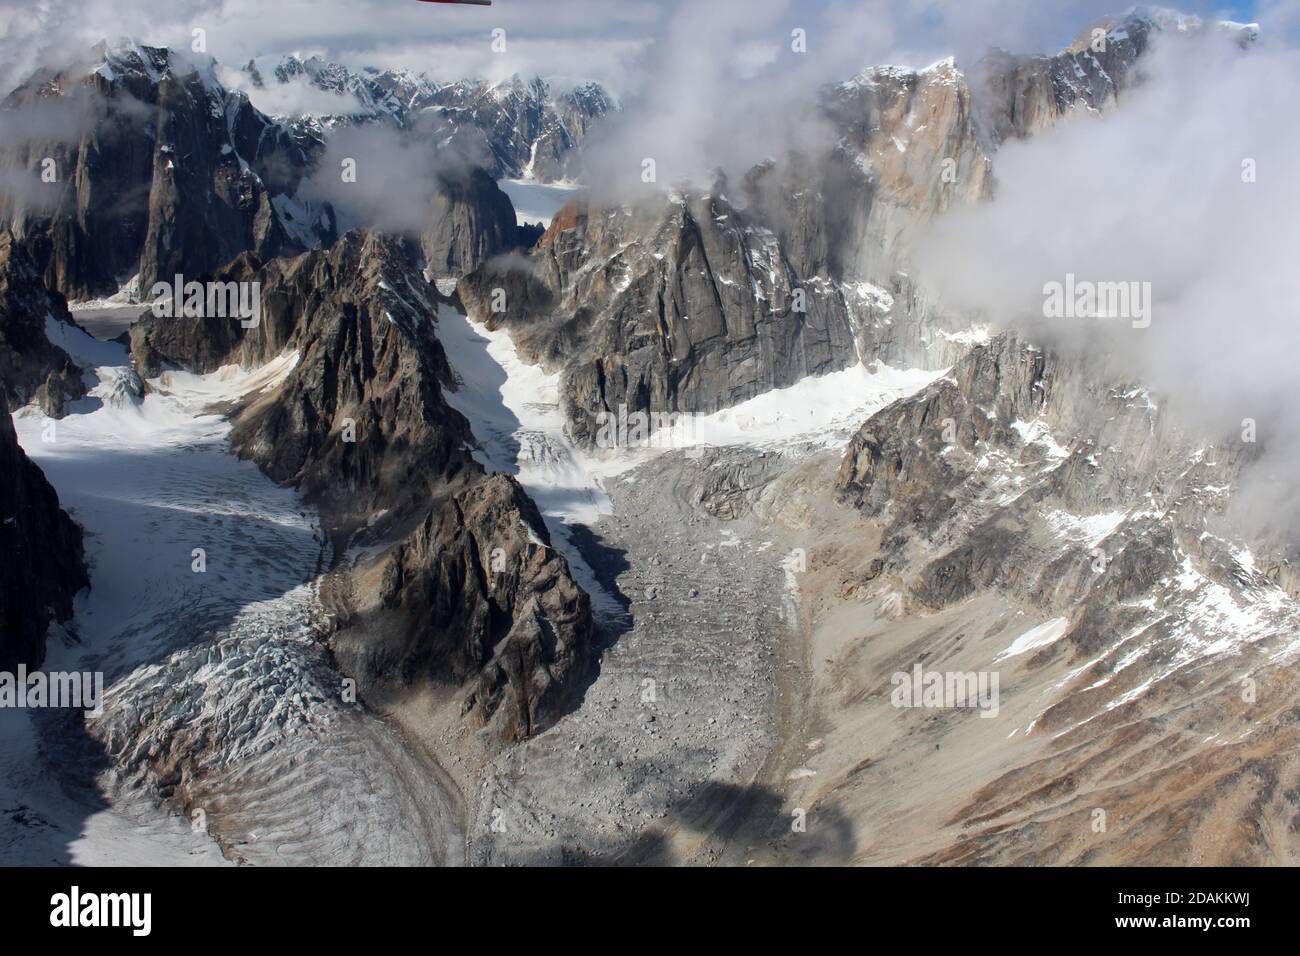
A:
[216, 64, 367, 117]
[295, 122, 489, 236]
[912, 24, 1300, 525]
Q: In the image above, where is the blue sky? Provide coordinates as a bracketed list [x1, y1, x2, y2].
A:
[1219, 1, 1260, 20]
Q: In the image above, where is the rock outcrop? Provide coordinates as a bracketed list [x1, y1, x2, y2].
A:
[0, 230, 87, 416]
[834, 331, 1264, 618]
[819, 58, 992, 276]
[973, 9, 1258, 148]
[131, 231, 477, 522]
[127, 229, 595, 746]
[369, 474, 593, 744]
[0, 232, 92, 671]
[453, 8, 1250, 456]
[430, 75, 614, 182]
[0, 42, 334, 301]
[460, 189, 864, 448]
[0, 393, 88, 671]
[450, 60, 996, 448]
[421, 167, 523, 278]
[231, 234, 481, 524]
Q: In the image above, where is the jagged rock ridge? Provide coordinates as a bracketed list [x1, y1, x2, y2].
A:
[0, 41, 337, 301]
[248, 54, 614, 181]
[127, 229, 595, 747]
[0, 234, 89, 671]
[455, 7, 1247, 453]
[0, 230, 87, 415]
[0, 392, 89, 672]
[823, 331, 1299, 863]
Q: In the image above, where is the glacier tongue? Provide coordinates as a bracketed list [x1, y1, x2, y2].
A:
[3, 320, 461, 865]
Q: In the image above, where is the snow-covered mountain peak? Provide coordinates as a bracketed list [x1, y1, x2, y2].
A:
[1074, 5, 1263, 50]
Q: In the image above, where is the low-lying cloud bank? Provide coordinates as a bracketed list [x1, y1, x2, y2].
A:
[295, 124, 491, 236]
[215, 66, 369, 119]
[913, 25, 1300, 533]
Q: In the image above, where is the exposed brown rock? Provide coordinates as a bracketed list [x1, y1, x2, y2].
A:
[127, 229, 595, 747]
[372, 474, 593, 745]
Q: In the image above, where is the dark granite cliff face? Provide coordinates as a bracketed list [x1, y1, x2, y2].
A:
[127, 229, 595, 746]
[966, 9, 1262, 148]
[129, 231, 477, 521]
[969, 19, 1154, 147]
[0, 230, 87, 416]
[0, 42, 333, 301]
[0, 230, 89, 671]
[421, 167, 523, 278]
[451, 61, 996, 449]
[0, 236, 90, 672]
[459, 189, 863, 448]
[0, 393, 88, 671]
[0, 41, 563, 305]
[372, 474, 593, 744]
[0, 386, 90, 673]
[228, 233, 479, 524]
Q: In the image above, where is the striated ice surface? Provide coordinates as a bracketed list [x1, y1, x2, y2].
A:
[3, 319, 460, 865]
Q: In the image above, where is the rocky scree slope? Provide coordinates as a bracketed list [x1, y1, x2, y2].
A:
[820, 331, 1300, 863]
